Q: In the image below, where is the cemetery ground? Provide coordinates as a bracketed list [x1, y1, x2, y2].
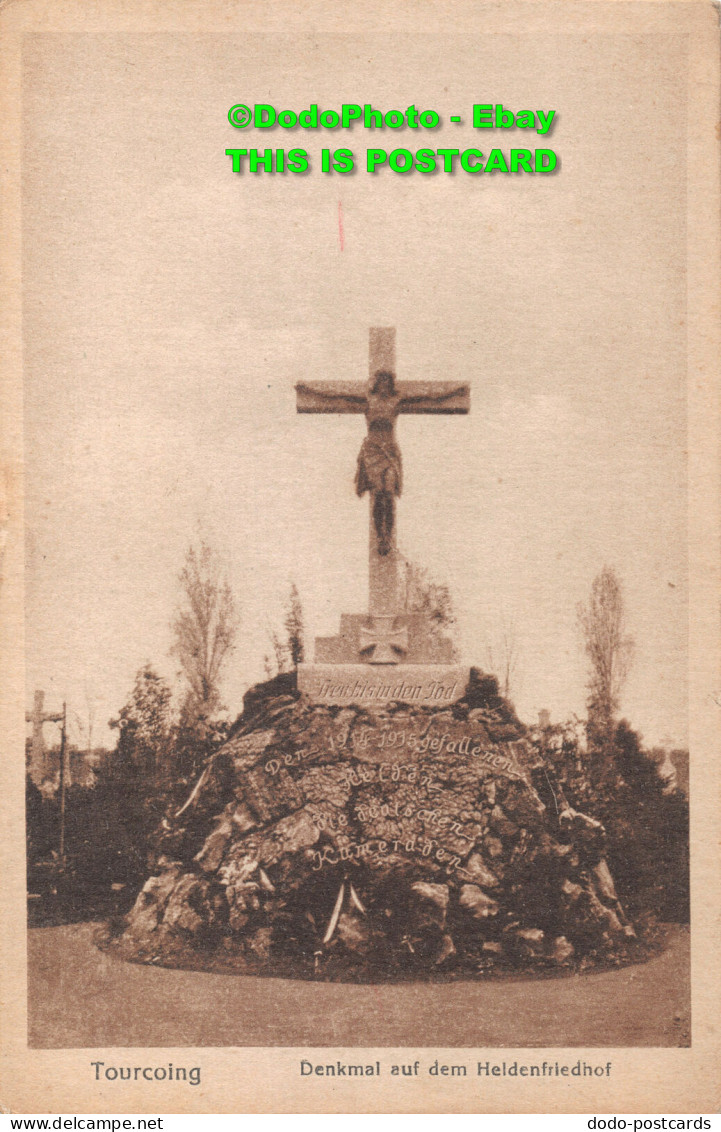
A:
[28, 919, 690, 1047]
[26, 673, 691, 1049]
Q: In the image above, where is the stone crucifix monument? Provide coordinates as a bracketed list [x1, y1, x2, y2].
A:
[295, 327, 471, 706]
[119, 327, 638, 979]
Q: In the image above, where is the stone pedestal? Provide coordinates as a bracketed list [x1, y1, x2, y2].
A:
[314, 613, 456, 666]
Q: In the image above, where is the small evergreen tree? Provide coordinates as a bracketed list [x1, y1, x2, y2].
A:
[284, 583, 305, 668]
[110, 665, 174, 782]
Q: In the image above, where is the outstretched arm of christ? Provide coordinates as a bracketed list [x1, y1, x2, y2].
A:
[398, 383, 470, 414]
[295, 382, 368, 414]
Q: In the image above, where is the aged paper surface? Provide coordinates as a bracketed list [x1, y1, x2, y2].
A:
[1, 0, 719, 1115]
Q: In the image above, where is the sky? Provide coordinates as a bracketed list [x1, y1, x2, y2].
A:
[22, 28, 688, 748]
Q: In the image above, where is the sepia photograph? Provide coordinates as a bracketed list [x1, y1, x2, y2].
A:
[1, 0, 719, 1115]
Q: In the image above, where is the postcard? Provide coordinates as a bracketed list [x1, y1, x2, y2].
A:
[1, 0, 719, 1114]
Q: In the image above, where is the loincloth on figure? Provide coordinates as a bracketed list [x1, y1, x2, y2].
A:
[355, 434, 403, 497]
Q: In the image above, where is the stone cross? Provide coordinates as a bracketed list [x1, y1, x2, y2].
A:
[296, 328, 470, 663]
[26, 689, 63, 784]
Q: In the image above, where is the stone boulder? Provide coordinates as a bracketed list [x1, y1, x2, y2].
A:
[116, 675, 643, 979]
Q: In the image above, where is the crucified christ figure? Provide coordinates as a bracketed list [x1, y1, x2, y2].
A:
[296, 369, 467, 555]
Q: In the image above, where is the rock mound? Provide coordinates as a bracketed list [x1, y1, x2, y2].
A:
[116, 671, 639, 979]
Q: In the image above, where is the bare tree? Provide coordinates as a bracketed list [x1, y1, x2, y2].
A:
[577, 565, 634, 742]
[73, 680, 100, 763]
[264, 583, 306, 677]
[400, 556, 456, 645]
[267, 626, 290, 675]
[485, 613, 521, 700]
[171, 542, 240, 722]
